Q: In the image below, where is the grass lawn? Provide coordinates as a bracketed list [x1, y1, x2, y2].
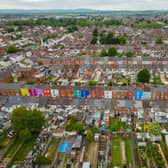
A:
[3, 138, 22, 158]
[87, 142, 98, 168]
[0, 137, 11, 147]
[160, 140, 168, 162]
[112, 137, 122, 166]
[109, 121, 126, 131]
[63, 154, 68, 168]
[45, 138, 60, 161]
[10, 135, 38, 166]
[125, 138, 133, 164]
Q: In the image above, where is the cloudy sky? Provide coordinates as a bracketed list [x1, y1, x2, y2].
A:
[0, 0, 168, 10]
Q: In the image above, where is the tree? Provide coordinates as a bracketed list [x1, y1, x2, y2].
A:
[6, 45, 19, 54]
[67, 26, 78, 33]
[7, 28, 15, 33]
[76, 123, 85, 134]
[106, 32, 114, 44]
[90, 36, 97, 45]
[155, 37, 163, 44]
[108, 47, 117, 57]
[11, 107, 45, 139]
[148, 122, 162, 136]
[100, 35, 107, 44]
[108, 81, 113, 86]
[100, 49, 108, 57]
[19, 128, 32, 141]
[86, 130, 94, 142]
[88, 80, 97, 86]
[93, 28, 98, 36]
[35, 155, 50, 165]
[109, 121, 119, 131]
[119, 36, 126, 45]
[126, 52, 133, 57]
[137, 68, 150, 83]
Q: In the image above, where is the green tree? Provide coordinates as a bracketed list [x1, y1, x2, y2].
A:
[88, 80, 97, 86]
[35, 155, 50, 165]
[137, 68, 150, 83]
[19, 128, 32, 141]
[155, 37, 163, 44]
[119, 36, 126, 45]
[109, 121, 119, 131]
[11, 107, 45, 138]
[100, 49, 108, 57]
[7, 28, 15, 33]
[106, 32, 114, 43]
[93, 28, 98, 36]
[126, 52, 133, 57]
[108, 47, 117, 57]
[6, 45, 19, 54]
[100, 35, 107, 44]
[108, 81, 113, 86]
[90, 36, 97, 44]
[76, 123, 85, 134]
[148, 122, 162, 136]
[86, 130, 94, 142]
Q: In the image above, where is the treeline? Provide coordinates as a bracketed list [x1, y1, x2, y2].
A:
[91, 28, 127, 45]
[100, 32, 126, 45]
[6, 18, 124, 27]
[134, 22, 163, 29]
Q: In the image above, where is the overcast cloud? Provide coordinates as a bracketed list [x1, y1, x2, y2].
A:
[0, 0, 168, 10]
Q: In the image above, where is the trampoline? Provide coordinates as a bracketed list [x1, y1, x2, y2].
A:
[59, 142, 72, 153]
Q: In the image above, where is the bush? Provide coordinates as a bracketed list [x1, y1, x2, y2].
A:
[108, 47, 117, 57]
[155, 37, 163, 44]
[35, 155, 50, 165]
[90, 36, 97, 44]
[137, 68, 150, 83]
[6, 45, 19, 54]
[100, 49, 108, 57]
[126, 52, 133, 57]
[88, 80, 97, 86]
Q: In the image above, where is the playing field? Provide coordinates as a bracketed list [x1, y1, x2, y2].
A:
[112, 137, 122, 166]
[125, 138, 133, 164]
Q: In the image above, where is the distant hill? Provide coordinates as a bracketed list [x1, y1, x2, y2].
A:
[0, 9, 168, 15]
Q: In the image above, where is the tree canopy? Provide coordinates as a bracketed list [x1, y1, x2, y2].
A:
[126, 52, 133, 57]
[11, 106, 45, 140]
[90, 36, 98, 45]
[155, 37, 163, 45]
[148, 122, 162, 136]
[100, 48, 108, 57]
[86, 130, 94, 142]
[108, 47, 117, 57]
[65, 116, 85, 134]
[6, 18, 124, 27]
[6, 45, 19, 54]
[99, 32, 126, 45]
[93, 28, 98, 36]
[88, 80, 97, 86]
[137, 68, 150, 83]
[35, 155, 50, 165]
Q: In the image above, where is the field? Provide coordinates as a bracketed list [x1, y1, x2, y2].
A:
[112, 137, 122, 166]
[125, 138, 133, 165]
[45, 138, 60, 161]
[0, 137, 12, 159]
[9, 135, 38, 166]
[87, 142, 98, 168]
[3, 138, 22, 158]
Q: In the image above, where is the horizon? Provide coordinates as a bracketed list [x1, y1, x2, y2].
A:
[0, 0, 168, 11]
[1, 8, 168, 11]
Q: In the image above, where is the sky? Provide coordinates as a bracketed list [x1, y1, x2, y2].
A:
[0, 0, 168, 10]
